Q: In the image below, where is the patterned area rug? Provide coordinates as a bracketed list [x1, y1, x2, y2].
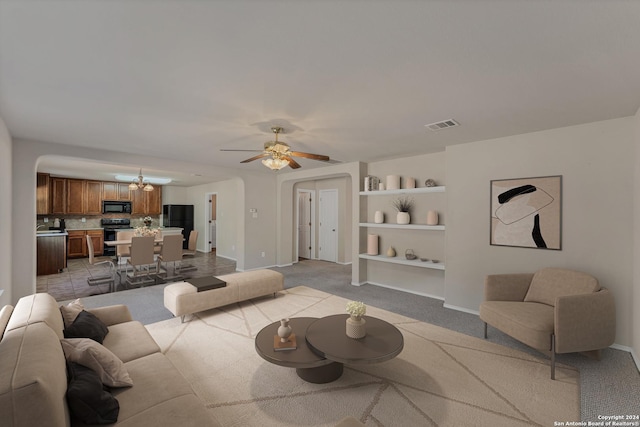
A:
[146, 286, 580, 427]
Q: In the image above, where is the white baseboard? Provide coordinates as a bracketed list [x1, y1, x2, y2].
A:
[277, 263, 294, 268]
[363, 281, 445, 301]
[350, 281, 366, 286]
[215, 254, 236, 262]
[443, 303, 480, 316]
[631, 349, 640, 372]
[235, 264, 279, 272]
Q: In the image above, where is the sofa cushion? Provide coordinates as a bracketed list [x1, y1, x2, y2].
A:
[524, 268, 600, 307]
[480, 301, 554, 350]
[6, 293, 65, 339]
[61, 338, 133, 388]
[60, 298, 85, 328]
[0, 305, 13, 340]
[111, 353, 201, 424]
[66, 361, 120, 424]
[101, 321, 160, 363]
[64, 310, 110, 344]
[0, 322, 69, 427]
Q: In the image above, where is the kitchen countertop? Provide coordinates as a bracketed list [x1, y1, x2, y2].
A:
[65, 227, 104, 231]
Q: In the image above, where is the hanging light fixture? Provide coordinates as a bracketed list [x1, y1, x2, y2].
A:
[128, 169, 154, 192]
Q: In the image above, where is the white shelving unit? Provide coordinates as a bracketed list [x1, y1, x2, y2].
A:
[359, 186, 445, 196]
[359, 254, 445, 270]
[360, 185, 446, 271]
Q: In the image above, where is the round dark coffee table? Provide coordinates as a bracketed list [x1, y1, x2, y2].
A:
[255, 317, 343, 383]
[305, 314, 404, 365]
[255, 315, 403, 384]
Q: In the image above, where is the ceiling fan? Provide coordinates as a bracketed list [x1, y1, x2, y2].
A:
[221, 126, 330, 170]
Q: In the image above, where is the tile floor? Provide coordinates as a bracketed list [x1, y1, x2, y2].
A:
[36, 251, 237, 302]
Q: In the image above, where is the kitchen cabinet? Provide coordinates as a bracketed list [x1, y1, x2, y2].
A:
[36, 173, 50, 215]
[50, 177, 66, 215]
[67, 229, 104, 258]
[85, 181, 103, 214]
[66, 179, 85, 214]
[131, 186, 162, 215]
[37, 234, 67, 275]
[359, 186, 446, 271]
[102, 182, 131, 201]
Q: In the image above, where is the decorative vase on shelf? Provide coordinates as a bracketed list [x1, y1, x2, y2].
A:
[367, 234, 379, 255]
[397, 212, 410, 225]
[378, 182, 385, 191]
[374, 211, 384, 224]
[386, 175, 400, 190]
[277, 318, 292, 342]
[386, 246, 396, 257]
[404, 177, 416, 189]
[346, 315, 367, 339]
[426, 210, 439, 226]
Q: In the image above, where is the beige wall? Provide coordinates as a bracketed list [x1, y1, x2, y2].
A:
[446, 117, 635, 346]
[0, 118, 11, 306]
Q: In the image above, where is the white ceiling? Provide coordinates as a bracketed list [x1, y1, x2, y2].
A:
[2, 1, 640, 186]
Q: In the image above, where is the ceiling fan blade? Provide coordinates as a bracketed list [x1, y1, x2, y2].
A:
[240, 153, 270, 163]
[220, 149, 264, 152]
[289, 151, 330, 161]
[283, 156, 301, 169]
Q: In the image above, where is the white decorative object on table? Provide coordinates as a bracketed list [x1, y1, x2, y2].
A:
[374, 210, 384, 224]
[378, 182, 385, 191]
[392, 196, 414, 225]
[345, 301, 367, 339]
[277, 318, 292, 342]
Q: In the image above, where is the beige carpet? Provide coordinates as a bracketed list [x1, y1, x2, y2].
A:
[145, 286, 580, 427]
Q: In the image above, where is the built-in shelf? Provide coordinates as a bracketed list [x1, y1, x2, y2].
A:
[359, 186, 445, 196]
[359, 222, 444, 231]
[359, 254, 445, 270]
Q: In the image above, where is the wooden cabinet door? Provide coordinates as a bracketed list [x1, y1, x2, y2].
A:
[67, 230, 86, 258]
[86, 230, 104, 256]
[85, 181, 102, 214]
[36, 173, 50, 215]
[50, 178, 66, 215]
[66, 179, 85, 215]
[102, 182, 118, 201]
[117, 183, 131, 201]
[146, 186, 162, 215]
[130, 188, 146, 215]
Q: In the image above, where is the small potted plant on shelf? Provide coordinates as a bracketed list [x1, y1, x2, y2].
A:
[392, 196, 414, 224]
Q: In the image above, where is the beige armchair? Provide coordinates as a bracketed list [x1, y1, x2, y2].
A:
[479, 267, 615, 379]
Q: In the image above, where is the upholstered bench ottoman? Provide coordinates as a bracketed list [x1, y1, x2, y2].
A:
[164, 269, 284, 322]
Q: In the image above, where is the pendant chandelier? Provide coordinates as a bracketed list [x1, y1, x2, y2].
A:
[129, 169, 154, 192]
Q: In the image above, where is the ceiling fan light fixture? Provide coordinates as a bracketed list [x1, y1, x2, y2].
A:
[262, 157, 289, 170]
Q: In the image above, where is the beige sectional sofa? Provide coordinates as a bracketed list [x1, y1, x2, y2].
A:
[164, 269, 284, 322]
[0, 293, 217, 427]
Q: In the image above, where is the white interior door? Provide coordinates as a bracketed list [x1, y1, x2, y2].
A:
[297, 191, 312, 259]
[318, 189, 338, 262]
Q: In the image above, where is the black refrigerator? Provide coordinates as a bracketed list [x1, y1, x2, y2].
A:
[163, 204, 194, 249]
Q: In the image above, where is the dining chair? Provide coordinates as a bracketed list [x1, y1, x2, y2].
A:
[157, 234, 184, 282]
[86, 235, 116, 293]
[182, 230, 198, 257]
[153, 230, 163, 255]
[125, 235, 157, 287]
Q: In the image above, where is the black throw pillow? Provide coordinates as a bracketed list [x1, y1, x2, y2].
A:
[66, 362, 120, 424]
[64, 310, 109, 344]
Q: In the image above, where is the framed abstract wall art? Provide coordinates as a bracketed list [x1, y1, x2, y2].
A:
[490, 175, 562, 250]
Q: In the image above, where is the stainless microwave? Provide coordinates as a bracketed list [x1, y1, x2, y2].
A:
[102, 200, 132, 214]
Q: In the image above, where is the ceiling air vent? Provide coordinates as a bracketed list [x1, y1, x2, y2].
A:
[425, 119, 459, 132]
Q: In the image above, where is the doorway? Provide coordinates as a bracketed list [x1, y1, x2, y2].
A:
[318, 189, 338, 262]
[296, 190, 314, 260]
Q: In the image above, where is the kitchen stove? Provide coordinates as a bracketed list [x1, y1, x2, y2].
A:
[102, 218, 131, 256]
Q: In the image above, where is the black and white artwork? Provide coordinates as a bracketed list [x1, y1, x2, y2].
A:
[490, 176, 562, 250]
